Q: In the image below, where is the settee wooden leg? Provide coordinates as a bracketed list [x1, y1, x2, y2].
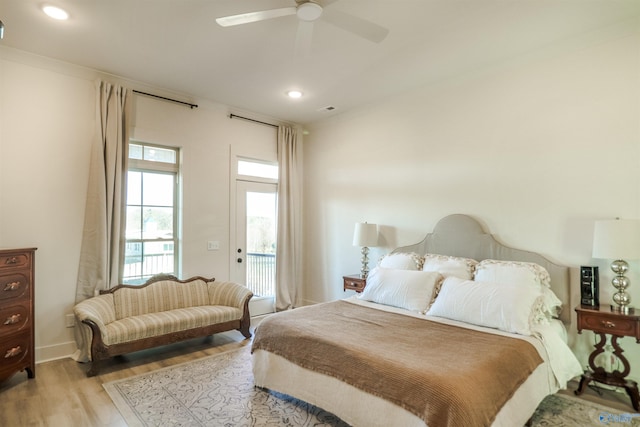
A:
[87, 361, 100, 377]
[239, 325, 252, 339]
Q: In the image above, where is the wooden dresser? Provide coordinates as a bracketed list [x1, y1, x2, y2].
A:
[0, 248, 36, 383]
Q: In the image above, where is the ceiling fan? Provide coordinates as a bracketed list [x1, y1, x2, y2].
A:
[216, 0, 389, 54]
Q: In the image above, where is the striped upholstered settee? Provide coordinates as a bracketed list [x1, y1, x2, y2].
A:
[73, 275, 253, 376]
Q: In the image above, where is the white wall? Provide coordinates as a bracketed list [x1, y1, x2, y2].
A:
[302, 23, 640, 381]
[130, 96, 277, 280]
[0, 48, 277, 363]
[0, 51, 94, 362]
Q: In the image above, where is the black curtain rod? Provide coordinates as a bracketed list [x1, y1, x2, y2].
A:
[229, 113, 278, 128]
[133, 90, 198, 109]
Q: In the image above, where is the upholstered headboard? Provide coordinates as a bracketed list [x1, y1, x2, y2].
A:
[392, 214, 572, 324]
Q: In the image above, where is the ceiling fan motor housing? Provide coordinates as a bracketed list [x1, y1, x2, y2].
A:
[297, 2, 323, 21]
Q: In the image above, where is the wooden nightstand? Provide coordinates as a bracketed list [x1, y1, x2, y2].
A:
[574, 305, 640, 410]
[343, 275, 366, 293]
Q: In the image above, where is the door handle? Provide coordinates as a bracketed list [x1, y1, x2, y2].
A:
[237, 258, 243, 263]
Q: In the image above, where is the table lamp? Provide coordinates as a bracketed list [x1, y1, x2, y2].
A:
[592, 218, 640, 313]
[353, 222, 378, 278]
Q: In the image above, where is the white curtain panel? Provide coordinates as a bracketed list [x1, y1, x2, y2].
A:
[73, 80, 130, 362]
[275, 126, 303, 310]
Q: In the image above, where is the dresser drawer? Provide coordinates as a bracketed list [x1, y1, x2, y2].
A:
[0, 248, 35, 383]
[343, 275, 366, 292]
[579, 311, 640, 338]
[0, 332, 31, 372]
[0, 252, 31, 270]
[0, 304, 30, 339]
[0, 272, 30, 302]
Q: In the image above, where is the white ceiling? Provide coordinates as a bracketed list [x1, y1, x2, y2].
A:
[1, 0, 639, 124]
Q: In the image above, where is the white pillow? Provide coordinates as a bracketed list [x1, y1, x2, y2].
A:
[422, 253, 478, 279]
[427, 276, 541, 335]
[359, 267, 442, 313]
[378, 252, 424, 270]
[474, 259, 560, 323]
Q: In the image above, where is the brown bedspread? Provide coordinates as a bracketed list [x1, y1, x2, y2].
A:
[252, 300, 543, 427]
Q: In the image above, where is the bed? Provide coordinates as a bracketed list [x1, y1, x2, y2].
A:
[251, 214, 583, 427]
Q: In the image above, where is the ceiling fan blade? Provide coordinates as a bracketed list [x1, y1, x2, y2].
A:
[315, 0, 339, 7]
[294, 20, 314, 58]
[321, 9, 389, 43]
[216, 7, 297, 27]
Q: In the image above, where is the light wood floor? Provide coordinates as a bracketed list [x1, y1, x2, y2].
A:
[0, 330, 251, 426]
[0, 329, 637, 426]
[559, 378, 638, 413]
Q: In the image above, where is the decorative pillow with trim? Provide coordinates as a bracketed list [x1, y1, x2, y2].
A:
[474, 259, 560, 324]
[422, 253, 478, 280]
[378, 252, 424, 271]
[474, 259, 551, 288]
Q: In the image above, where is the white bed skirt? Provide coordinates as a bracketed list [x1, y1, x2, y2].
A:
[252, 349, 556, 427]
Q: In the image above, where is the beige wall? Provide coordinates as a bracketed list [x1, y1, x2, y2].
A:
[2, 17, 640, 386]
[0, 48, 277, 362]
[302, 23, 640, 380]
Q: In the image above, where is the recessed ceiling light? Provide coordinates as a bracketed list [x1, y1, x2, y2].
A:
[287, 90, 303, 99]
[42, 5, 69, 20]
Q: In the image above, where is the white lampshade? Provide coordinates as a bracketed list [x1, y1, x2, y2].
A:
[593, 219, 640, 260]
[353, 223, 378, 247]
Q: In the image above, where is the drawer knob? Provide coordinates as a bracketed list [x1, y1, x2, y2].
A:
[4, 314, 21, 325]
[601, 320, 616, 328]
[3, 281, 20, 291]
[4, 346, 22, 358]
[5, 257, 17, 265]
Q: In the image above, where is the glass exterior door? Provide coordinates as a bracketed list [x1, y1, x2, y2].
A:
[234, 181, 277, 315]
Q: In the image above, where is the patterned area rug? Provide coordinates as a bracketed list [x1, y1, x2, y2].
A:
[104, 347, 640, 426]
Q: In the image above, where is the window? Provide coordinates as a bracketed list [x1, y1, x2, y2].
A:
[237, 158, 278, 181]
[123, 142, 180, 284]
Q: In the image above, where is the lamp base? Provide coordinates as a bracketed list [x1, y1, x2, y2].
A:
[360, 246, 370, 279]
[610, 304, 634, 314]
[610, 260, 632, 315]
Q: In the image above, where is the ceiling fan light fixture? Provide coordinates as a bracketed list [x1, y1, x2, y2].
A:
[287, 90, 303, 99]
[297, 2, 323, 22]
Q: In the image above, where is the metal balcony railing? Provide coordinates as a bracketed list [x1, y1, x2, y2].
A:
[122, 253, 175, 284]
[246, 252, 275, 297]
[122, 252, 275, 295]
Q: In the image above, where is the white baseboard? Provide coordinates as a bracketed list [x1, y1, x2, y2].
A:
[297, 298, 320, 307]
[35, 341, 77, 364]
